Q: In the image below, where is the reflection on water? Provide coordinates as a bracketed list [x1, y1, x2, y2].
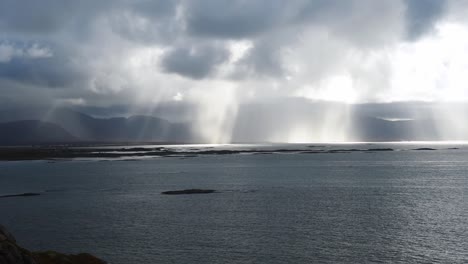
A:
[0, 144, 467, 263]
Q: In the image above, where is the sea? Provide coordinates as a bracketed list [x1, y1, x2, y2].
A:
[0, 143, 467, 263]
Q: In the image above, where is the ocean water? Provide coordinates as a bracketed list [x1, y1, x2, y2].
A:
[0, 144, 467, 263]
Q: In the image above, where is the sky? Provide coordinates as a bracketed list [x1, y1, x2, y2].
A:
[1, 0, 468, 142]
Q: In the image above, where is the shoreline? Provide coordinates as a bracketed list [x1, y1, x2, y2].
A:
[0, 144, 458, 161]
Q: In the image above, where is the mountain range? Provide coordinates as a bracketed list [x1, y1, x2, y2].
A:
[0, 106, 459, 145]
[0, 109, 195, 145]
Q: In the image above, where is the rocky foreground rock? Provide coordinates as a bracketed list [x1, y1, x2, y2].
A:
[0, 225, 106, 264]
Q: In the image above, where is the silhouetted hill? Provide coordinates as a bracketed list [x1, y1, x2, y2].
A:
[0, 120, 77, 145]
[42, 109, 194, 142]
[41, 109, 190, 142]
[0, 109, 196, 144]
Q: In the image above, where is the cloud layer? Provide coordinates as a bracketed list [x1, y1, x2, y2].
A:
[1, 0, 468, 141]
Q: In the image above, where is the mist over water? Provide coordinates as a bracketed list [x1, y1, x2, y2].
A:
[193, 101, 468, 144]
[2, 100, 467, 144]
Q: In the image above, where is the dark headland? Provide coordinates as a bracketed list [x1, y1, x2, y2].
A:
[0, 225, 106, 264]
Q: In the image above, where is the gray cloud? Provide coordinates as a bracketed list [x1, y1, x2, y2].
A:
[0, 0, 465, 120]
[0, 42, 84, 88]
[109, 0, 181, 44]
[0, 0, 71, 34]
[405, 0, 447, 39]
[183, 0, 287, 39]
[0, 0, 116, 37]
[161, 44, 229, 79]
[237, 39, 285, 78]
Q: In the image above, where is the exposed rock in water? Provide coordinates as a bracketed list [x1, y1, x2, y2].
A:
[0, 225, 106, 264]
[366, 148, 394, 152]
[162, 189, 217, 195]
[413, 148, 437, 151]
[328, 149, 361, 153]
[0, 193, 41, 199]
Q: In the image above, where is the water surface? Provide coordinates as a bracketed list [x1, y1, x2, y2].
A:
[0, 144, 467, 263]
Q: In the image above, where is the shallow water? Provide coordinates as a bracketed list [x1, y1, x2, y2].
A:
[0, 144, 467, 263]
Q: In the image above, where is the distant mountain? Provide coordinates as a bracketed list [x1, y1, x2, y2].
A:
[0, 120, 77, 145]
[41, 109, 195, 143]
[0, 108, 196, 145]
[0, 102, 461, 145]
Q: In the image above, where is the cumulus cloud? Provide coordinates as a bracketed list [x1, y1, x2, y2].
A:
[0, 43, 52, 62]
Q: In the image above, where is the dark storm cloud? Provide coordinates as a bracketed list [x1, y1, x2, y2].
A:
[182, 0, 406, 79]
[0, 0, 452, 84]
[184, 0, 287, 39]
[0, 0, 117, 37]
[182, 0, 355, 40]
[0, 0, 71, 34]
[0, 0, 464, 118]
[131, 0, 180, 20]
[0, 42, 84, 88]
[0, 56, 81, 88]
[161, 45, 229, 79]
[405, 0, 447, 39]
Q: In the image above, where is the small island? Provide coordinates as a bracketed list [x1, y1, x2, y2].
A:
[413, 148, 437, 151]
[0, 193, 41, 199]
[161, 189, 217, 195]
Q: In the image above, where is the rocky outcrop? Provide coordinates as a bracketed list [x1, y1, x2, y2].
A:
[0, 225, 106, 264]
[0, 225, 36, 264]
